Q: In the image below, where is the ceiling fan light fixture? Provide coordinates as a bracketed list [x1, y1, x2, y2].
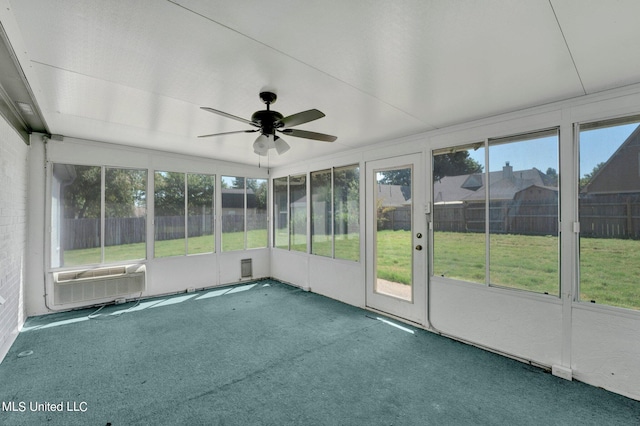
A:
[273, 135, 290, 155]
[253, 134, 270, 156]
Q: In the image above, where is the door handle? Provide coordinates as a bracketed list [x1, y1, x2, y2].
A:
[415, 245, 423, 251]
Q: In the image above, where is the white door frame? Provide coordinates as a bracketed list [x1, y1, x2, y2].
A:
[365, 153, 427, 325]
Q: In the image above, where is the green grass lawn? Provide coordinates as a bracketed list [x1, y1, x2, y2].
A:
[434, 231, 640, 311]
[62, 230, 640, 311]
[434, 231, 558, 294]
[376, 230, 412, 285]
[63, 230, 269, 265]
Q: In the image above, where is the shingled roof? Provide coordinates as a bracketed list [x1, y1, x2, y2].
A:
[434, 163, 554, 203]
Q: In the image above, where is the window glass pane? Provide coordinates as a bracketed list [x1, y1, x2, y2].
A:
[433, 146, 485, 282]
[334, 164, 360, 261]
[375, 167, 412, 301]
[51, 164, 101, 267]
[579, 119, 640, 310]
[154, 171, 185, 257]
[105, 168, 147, 262]
[247, 178, 268, 249]
[488, 131, 559, 295]
[290, 174, 307, 252]
[187, 174, 215, 255]
[273, 177, 289, 249]
[221, 176, 245, 251]
[311, 169, 332, 257]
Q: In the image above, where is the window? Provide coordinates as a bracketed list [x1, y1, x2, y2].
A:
[432, 129, 559, 296]
[433, 145, 485, 283]
[154, 171, 186, 257]
[290, 174, 307, 252]
[310, 165, 360, 260]
[579, 116, 640, 310]
[187, 174, 215, 255]
[105, 168, 147, 262]
[247, 178, 268, 249]
[221, 176, 245, 251]
[51, 164, 147, 268]
[154, 171, 215, 257]
[273, 177, 289, 249]
[488, 130, 559, 295]
[221, 176, 268, 251]
[311, 169, 332, 257]
[279, 165, 360, 258]
[333, 165, 360, 261]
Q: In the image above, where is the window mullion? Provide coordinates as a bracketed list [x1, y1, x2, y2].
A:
[484, 138, 490, 286]
[101, 166, 106, 264]
[184, 173, 188, 255]
[331, 168, 335, 258]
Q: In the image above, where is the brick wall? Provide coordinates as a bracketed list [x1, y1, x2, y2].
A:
[0, 115, 28, 362]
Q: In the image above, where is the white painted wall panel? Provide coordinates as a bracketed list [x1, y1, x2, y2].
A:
[270, 249, 309, 290]
[308, 256, 364, 308]
[572, 306, 640, 400]
[430, 278, 564, 366]
[217, 249, 270, 286]
[0, 115, 28, 363]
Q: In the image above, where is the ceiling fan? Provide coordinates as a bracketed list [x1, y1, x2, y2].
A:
[199, 91, 337, 156]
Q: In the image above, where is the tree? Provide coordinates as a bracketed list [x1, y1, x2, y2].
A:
[154, 171, 185, 216]
[433, 151, 483, 181]
[545, 167, 558, 187]
[231, 176, 245, 189]
[376, 152, 482, 200]
[187, 174, 214, 215]
[334, 167, 359, 232]
[62, 166, 146, 219]
[247, 178, 268, 210]
[62, 165, 101, 219]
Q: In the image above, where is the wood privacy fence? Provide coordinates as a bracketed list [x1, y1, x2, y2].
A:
[378, 206, 411, 231]
[434, 201, 558, 235]
[579, 197, 640, 239]
[433, 196, 640, 239]
[63, 213, 267, 250]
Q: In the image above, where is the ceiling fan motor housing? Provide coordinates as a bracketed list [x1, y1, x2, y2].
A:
[251, 109, 283, 135]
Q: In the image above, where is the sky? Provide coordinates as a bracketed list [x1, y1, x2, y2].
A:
[466, 123, 639, 178]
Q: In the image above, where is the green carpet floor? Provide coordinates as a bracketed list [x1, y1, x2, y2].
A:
[0, 280, 638, 425]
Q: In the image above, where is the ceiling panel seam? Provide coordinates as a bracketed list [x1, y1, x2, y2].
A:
[30, 60, 207, 108]
[167, 0, 435, 128]
[548, 0, 586, 96]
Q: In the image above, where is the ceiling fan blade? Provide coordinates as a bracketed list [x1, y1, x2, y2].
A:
[280, 128, 337, 142]
[200, 107, 258, 127]
[277, 109, 325, 128]
[198, 129, 258, 138]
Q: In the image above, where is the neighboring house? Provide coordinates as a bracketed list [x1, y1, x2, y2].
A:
[376, 184, 411, 207]
[222, 188, 258, 233]
[434, 162, 555, 204]
[221, 188, 256, 214]
[433, 162, 558, 235]
[582, 125, 640, 195]
[580, 125, 640, 238]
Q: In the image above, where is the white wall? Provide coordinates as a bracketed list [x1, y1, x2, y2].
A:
[25, 136, 270, 316]
[0, 114, 28, 362]
[270, 83, 640, 401]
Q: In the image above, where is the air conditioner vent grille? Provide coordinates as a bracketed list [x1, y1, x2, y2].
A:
[241, 259, 252, 278]
[53, 264, 146, 305]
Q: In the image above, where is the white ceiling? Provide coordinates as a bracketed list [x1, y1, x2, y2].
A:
[3, 0, 640, 167]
